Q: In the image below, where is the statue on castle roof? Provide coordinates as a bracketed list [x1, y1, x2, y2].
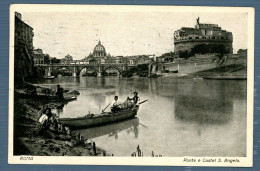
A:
[196, 17, 200, 25]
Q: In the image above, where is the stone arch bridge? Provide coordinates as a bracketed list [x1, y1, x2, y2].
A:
[35, 63, 136, 77]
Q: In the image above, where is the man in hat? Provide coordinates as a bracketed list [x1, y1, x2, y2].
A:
[56, 84, 64, 100]
[128, 92, 140, 107]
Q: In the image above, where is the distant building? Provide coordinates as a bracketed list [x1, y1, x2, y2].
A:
[237, 49, 247, 58]
[15, 12, 34, 54]
[14, 12, 34, 85]
[129, 58, 139, 65]
[89, 58, 99, 65]
[174, 17, 233, 54]
[81, 40, 151, 65]
[127, 55, 152, 65]
[93, 40, 107, 58]
[61, 54, 73, 64]
[33, 48, 45, 64]
[83, 40, 112, 64]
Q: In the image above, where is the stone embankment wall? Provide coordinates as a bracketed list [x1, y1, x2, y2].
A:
[151, 54, 247, 75]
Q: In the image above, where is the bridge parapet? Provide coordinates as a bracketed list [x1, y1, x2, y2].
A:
[35, 63, 136, 77]
[35, 63, 133, 67]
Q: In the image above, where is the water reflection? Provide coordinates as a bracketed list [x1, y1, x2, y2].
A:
[174, 95, 233, 124]
[35, 76, 247, 157]
[75, 117, 139, 139]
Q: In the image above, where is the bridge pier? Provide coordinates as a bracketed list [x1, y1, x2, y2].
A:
[98, 66, 102, 76]
[148, 64, 151, 76]
[72, 67, 77, 77]
[45, 66, 52, 77]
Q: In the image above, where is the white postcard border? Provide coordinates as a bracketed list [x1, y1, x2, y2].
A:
[8, 4, 255, 167]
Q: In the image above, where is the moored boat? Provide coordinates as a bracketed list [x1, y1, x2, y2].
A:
[44, 76, 55, 79]
[58, 106, 139, 129]
[15, 89, 78, 101]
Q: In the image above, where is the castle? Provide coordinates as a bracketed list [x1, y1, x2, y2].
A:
[174, 17, 233, 54]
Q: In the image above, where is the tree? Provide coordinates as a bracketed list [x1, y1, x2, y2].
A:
[50, 57, 61, 64]
[179, 50, 189, 59]
[44, 54, 50, 64]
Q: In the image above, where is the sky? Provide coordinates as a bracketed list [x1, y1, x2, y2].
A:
[20, 11, 248, 60]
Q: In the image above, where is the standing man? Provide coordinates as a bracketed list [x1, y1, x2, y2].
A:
[56, 84, 64, 100]
[128, 92, 140, 107]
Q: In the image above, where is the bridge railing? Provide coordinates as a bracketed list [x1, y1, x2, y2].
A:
[35, 63, 136, 66]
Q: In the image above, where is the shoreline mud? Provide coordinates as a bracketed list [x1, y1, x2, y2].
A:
[13, 90, 110, 156]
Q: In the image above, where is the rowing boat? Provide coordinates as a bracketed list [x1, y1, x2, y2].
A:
[74, 117, 139, 138]
[58, 105, 139, 129]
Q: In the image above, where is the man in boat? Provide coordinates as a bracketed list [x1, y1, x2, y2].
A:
[56, 84, 64, 100]
[127, 92, 140, 107]
[111, 96, 122, 112]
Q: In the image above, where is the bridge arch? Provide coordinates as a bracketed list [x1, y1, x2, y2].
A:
[103, 66, 122, 75]
[52, 66, 73, 76]
[78, 66, 99, 76]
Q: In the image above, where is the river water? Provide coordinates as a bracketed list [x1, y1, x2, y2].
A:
[34, 76, 247, 157]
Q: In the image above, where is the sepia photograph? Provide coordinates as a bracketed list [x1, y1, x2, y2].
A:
[8, 5, 254, 166]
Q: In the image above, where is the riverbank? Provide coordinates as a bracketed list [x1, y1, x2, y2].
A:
[13, 90, 110, 156]
[159, 64, 247, 80]
[187, 64, 247, 80]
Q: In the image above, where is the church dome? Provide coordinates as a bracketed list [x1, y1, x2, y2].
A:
[93, 40, 106, 57]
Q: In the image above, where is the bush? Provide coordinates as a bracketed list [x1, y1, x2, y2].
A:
[122, 64, 149, 78]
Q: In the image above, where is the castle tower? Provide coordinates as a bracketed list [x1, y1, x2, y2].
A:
[173, 18, 233, 54]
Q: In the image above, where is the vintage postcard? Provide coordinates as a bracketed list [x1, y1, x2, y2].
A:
[8, 4, 254, 166]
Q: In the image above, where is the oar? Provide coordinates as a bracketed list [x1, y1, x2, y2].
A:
[139, 122, 148, 128]
[138, 100, 148, 105]
[102, 103, 110, 113]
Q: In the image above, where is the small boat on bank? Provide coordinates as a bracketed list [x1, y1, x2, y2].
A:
[147, 74, 159, 78]
[44, 76, 55, 79]
[15, 89, 78, 101]
[58, 106, 139, 129]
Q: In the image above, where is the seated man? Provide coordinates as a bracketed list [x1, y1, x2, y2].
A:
[111, 96, 121, 112]
[38, 107, 58, 131]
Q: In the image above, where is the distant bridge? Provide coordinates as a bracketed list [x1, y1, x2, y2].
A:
[34, 63, 136, 77]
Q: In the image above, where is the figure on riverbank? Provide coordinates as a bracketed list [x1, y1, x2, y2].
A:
[38, 107, 58, 131]
[111, 96, 121, 112]
[56, 84, 64, 100]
